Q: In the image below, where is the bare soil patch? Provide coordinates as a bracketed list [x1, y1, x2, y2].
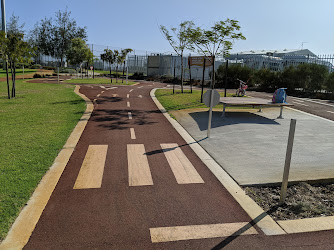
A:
[244, 182, 334, 220]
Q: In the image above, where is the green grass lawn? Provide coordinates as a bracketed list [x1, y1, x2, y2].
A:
[0, 80, 86, 242]
[155, 89, 236, 111]
[0, 69, 37, 77]
[64, 77, 136, 85]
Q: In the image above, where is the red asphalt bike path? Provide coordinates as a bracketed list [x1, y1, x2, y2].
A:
[23, 81, 334, 249]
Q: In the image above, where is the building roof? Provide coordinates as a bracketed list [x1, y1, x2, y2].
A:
[232, 49, 316, 57]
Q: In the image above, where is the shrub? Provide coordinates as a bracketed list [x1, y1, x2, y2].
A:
[129, 72, 145, 80]
[216, 63, 254, 89]
[43, 66, 56, 70]
[30, 64, 42, 69]
[33, 73, 42, 78]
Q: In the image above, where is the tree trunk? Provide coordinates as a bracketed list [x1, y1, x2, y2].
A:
[122, 61, 125, 83]
[12, 63, 16, 97]
[110, 66, 112, 84]
[180, 54, 184, 93]
[116, 66, 118, 83]
[5, 59, 10, 99]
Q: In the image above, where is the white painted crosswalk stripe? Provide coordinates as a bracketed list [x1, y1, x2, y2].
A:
[161, 143, 204, 184]
[130, 128, 136, 139]
[150, 222, 258, 243]
[127, 144, 153, 186]
[73, 145, 108, 189]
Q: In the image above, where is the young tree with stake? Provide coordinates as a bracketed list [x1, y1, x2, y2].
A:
[160, 21, 194, 93]
[100, 49, 115, 84]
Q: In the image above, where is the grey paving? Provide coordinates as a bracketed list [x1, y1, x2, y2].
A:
[171, 107, 334, 185]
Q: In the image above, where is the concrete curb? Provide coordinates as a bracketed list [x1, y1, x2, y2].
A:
[150, 88, 286, 236]
[0, 85, 93, 249]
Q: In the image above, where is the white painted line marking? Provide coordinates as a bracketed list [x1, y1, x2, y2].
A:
[100, 86, 106, 89]
[127, 144, 153, 186]
[93, 99, 97, 103]
[292, 97, 334, 108]
[106, 87, 117, 90]
[138, 95, 142, 98]
[127, 101, 130, 107]
[97, 94, 101, 97]
[161, 143, 204, 184]
[73, 145, 108, 189]
[112, 94, 118, 97]
[127, 94, 130, 98]
[138, 86, 143, 88]
[292, 101, 309, 107]
[128, 112, 132, 119]
[327, 111, 334, 114]
[150, 222, 258, 243]
[130, 128, 136, 139]
[129, 89, 133, 92]
[291, 99, 304, 103]
[101, 91, 105, 93]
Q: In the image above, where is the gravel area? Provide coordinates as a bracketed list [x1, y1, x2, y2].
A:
[244, 182, 334, 220]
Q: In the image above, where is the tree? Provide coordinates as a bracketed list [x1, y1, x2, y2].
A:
[67, 38, 92, 78]
[100, 49, 115, 83]
[119, 48, 133, 83]
[29, 8, 87, 66]
[188, 19, 246, 89]
[326, 71, 334, 97]
[114, 50, 120, 83]
[0, 15, 34, 98]
[160, 21, 194, 93]
[0, 31, 34, 98]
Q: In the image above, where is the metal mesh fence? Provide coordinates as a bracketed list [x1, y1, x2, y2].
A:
[33, 44, 334, 77]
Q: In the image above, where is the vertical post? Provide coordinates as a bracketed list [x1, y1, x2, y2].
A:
[224, 59, 228, 97]
[173, 59, 176, 94]
[1, 0, 6, 33]
[22, 65, 24, 80]
[92, 44, 95, 79]
[201, 58, 206, 103]
[57, 67, 59, 84]
[279, 119, 297, 204]
[207, 55, 215, 138]
[188, 57, 192, 93]
[126, 66, 128, 85]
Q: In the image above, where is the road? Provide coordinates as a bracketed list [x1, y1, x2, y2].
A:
[246, 91, 334, 122]
[7, 81, 333, 249]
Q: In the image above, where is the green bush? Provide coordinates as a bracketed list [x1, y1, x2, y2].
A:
[30, 64, 42, 69]
[129, 72, 145, 80]
[33, 73, 42, 78]
[43, 66, 56, 70]
[57, 68, 76, 74]
[216, 63, 254, 89]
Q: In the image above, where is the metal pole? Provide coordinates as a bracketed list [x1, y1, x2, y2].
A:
[57, 67, 59, 84]
[201, 58, 206, 103]
[1, 0, 6, 33]
[126, 66, 128, 85]
[279, 119, 297, 204]
[224, 60, 228, 97]
[207, 55, 215, 138]
[23, 65, 24, 80]
[92, 44, 95, 79]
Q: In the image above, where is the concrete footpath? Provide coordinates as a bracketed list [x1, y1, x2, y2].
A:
[170, 106, 334, 186]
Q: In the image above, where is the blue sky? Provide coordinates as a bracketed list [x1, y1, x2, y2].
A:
[3, 0, 334, 55]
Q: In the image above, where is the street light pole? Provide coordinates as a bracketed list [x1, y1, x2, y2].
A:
[1, 0, 6, 33]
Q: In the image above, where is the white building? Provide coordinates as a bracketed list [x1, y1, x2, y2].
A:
[229, 49, 333, 72]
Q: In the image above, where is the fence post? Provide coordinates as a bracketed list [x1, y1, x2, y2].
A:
[279, 119, 297, 204]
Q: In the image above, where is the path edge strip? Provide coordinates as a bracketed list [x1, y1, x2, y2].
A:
[0, 85, 93, 249]
[150, 88, 286, 236]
